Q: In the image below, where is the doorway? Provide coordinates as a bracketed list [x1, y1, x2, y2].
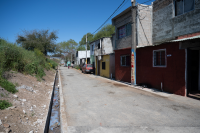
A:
[187, 48, 200, 97]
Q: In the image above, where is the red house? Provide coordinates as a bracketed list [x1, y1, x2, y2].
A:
[136, 0, 200, 97]
[112, 4, 153, 83]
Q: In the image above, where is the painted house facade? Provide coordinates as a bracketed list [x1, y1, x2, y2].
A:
[136, 0, 200, 96]
[112, 4, 152, 83]
[90, 37, 115, 78]
[75, 50, 90, 65]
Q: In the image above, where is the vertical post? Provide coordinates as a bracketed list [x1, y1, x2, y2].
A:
[86, 34, 87, 64]
[131, 0, 137, 85]
[71, 43, 72, 64]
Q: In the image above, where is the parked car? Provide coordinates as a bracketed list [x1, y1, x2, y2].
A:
[82, 64, 94, 74]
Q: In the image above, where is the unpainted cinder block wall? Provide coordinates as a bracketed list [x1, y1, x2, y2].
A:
[136, 42, 186, 96]
[153, 0, 200, 45]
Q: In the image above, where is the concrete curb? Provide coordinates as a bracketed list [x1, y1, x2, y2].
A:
[80, 71, 172, 98]
[59, 67, 69, 133]
[44, 71, 57, 132]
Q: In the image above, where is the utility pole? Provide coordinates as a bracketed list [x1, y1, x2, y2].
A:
[71, 43, 72, 64]
[86, 33, 87, 64]
[131, 0, 137, 85]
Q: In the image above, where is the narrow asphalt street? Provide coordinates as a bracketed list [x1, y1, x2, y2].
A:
[60, 66, 200, 133]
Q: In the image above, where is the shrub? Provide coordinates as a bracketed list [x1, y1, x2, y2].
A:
[0, 100, 12, 110]
[0, 77, 18, 93]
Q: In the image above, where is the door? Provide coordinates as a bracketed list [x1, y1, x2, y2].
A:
[187, 49, 199, 94]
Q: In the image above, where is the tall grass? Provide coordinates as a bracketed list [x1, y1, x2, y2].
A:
[0, 39, 58, 93]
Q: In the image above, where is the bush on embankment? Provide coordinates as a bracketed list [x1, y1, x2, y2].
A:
[0, 39, 58, 93]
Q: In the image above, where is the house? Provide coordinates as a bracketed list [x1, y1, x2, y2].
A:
[112, 4, 152, 83]
[74, 50, 90, 66]
[136, 0, 200, 96]
[90, 37, 115, 78]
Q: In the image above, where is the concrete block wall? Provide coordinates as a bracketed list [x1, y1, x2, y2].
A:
[137, 4, 153, 46]
[112, 7, 133, 50]
[153, 0, 200, 45]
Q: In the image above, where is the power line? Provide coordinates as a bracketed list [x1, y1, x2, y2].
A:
[87, 0, 155, 39]
[92, 0, 126, 35]
[138, 15, 150, 45]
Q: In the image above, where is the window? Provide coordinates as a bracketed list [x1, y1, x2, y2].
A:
[174, 0, 194, 16]
[98, 43, 100, 49]
[120, 55, 130, 66]
[153, 49, 166, 67]
[91, 45, 94, 51]
[118, 23, 132, 39]
[102, 62, 105, 70]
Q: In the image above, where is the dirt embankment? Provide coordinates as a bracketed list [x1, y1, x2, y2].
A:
[0, 70, 56, 133]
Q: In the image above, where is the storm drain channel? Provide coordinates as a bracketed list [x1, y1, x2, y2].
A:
[44, 71, 61, 133]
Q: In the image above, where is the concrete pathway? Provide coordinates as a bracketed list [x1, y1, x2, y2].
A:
[59, 66, 200, 133]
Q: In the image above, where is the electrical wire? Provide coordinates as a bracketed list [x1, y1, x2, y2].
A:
[91, 0, 126, 35]
[138, 15, 150, 45]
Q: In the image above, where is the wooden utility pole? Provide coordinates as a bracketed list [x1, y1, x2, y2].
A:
[131, 0, 137, 85]
[86, 34, 87, 64]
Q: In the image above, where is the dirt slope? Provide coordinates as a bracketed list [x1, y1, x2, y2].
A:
[0, 70, 56, 133]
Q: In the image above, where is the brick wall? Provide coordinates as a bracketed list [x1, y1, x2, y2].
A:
[136, 42, 186, 96]
[115, 48, 131, 83]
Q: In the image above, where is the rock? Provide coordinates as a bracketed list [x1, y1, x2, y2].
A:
[13, 95, 18, 98]
[0, 119, 2, 125]
[6, 106, 16, 110]
[20, 99, 26, 102]
[29, 131, 34, 133]
[16, 85, 33, 92]
[23, 110, 26, 114]
[3, 123, 10, 128]
[5, 128, 11, 133]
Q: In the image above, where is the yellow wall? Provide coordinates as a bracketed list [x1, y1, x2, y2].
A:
[100, 55, 110, 78]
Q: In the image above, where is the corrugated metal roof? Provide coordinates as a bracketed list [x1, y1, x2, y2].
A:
[171, 35, 200, 42]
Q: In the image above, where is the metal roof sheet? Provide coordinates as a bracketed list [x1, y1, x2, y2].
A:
[171, 35, 200, 42]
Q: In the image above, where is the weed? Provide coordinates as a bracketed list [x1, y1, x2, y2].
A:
[0, 100, 12, 110]
[31, 112, 35, 116]
[0, 77, 17, 93]
[14, 82, 19, 87]
[0, 93, 4, 97]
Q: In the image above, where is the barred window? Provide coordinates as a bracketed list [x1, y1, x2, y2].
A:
[102, 62, 105, 70]
[121, 55, 130, 66]
[153, 50, 166, 67]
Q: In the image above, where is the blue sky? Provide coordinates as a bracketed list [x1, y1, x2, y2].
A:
[0, 0, 153, 44]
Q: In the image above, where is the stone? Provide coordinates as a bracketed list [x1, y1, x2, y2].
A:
[13, 95, 18, 98]
[3, 123, 10, 128]
[16, 85, 33, 92]
[29, 130, 34, 133]
[5, 128, 11, 133]
[20, 99, 26, 102]
[6, 106, 16, 110]
[0, 119, 2, 125]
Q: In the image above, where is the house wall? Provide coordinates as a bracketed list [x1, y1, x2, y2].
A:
[100, 55, 110, 78]
[153, 0, 200, 45]
[113, 8, 133, 50]
[115, 48, 131, 83]
[109, 54, 115, 78]
[137, 4, 152, 46]
[136, 42, 186, 96]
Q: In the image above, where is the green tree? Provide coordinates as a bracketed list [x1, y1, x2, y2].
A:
[93, 24, 115, 41]
[79, 33, 93, 50]
[58, 39, 78, 61]
[16, 29, 58, 55]
[77, 45, 86, 51]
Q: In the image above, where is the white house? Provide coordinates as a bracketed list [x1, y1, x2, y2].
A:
[75, 50, 90, 65]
